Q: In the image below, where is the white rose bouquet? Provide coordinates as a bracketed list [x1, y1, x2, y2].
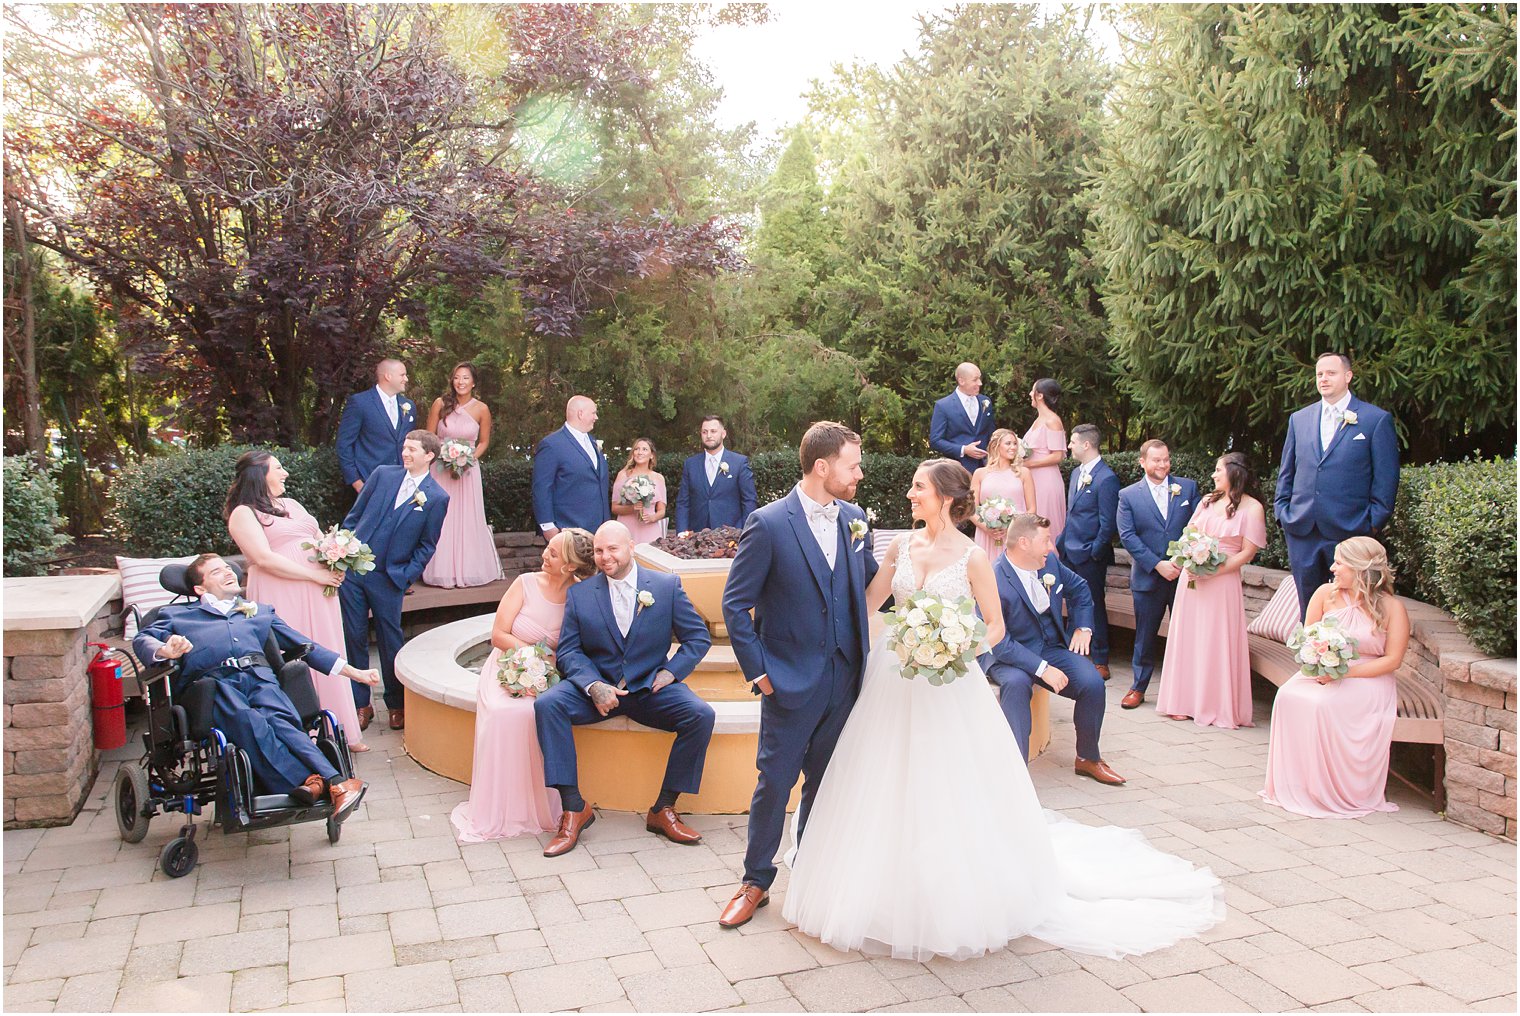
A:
[1287, 616, 1361, 681]
[438, 438, 477, 478]
[884, 591, 987, 686]
[619, 474, 659, 511]
[496, 642, 559, 698]
[1165, 525, 1226, 589]
[301, 526, 377, 597]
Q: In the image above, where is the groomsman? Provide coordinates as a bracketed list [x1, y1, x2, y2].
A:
[336, 359, 414, 493]
[675, 416, 758, 535]
[532, 396, 612, 540]
[986, 514, 1125, 784]
[1275, 353, 1399, 616]
[1116, 440, 1198, 708]
[1056, 424, 1119, 680]
[339, 431, 449, 730]
[929, 362, 996, 474]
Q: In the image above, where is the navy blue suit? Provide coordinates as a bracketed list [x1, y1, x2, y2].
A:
[534, 568, 714, 797]
[929, 390, 996, 474]
[722, 489, 877, 889]
[674, 450, 758, 533]
[531, 426, 611, 533]
[985, 552, 1106, 762]
[339, 466, 448, 709]
[1056, 458, 1120, 666]
[1275, 395, 1399, 616]
[336, 388, 414, 487]
[135, 601, 342, 792]
[1117, 476, 1199, 694]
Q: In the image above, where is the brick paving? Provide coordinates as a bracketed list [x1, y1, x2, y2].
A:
[5, 665, 1514, 1012]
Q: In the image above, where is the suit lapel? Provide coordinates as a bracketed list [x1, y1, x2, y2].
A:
[624, 570, 654, 649]
[1318, 397, 1358, 464]
[997, 555, 1037, 622]
[589, 574, 624, 647]
[1038, 555, 1067, 641]
[785, 492, 832, 597]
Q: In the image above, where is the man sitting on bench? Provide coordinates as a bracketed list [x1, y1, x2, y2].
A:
[133, 553, 376, 819]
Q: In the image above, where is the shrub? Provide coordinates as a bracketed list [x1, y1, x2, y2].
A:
[3, 456, 71, 576]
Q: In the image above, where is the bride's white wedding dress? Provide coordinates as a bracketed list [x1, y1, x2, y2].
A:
[781, 541, 1225, 961]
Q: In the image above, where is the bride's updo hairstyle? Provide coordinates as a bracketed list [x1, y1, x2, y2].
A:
[919, 458, 975, 524]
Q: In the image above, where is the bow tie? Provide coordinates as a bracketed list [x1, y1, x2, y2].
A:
[807, 502, 839, 525]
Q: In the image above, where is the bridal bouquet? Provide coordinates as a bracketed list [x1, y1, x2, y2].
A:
[301, 526, 376, 597]
[975, 497, 1019, 536]
[496, 642, 559, 698]
[619, 474, 659, 511]
[1286, 616, 1361, 680]
[438, 438, 477, 477]
[885, 591, 987, 686]
[1166, 525, 1226, 588]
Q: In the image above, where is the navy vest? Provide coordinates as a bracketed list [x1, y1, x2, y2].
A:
[1036, 606, 1064, 648]
[826, 548, 858, 661]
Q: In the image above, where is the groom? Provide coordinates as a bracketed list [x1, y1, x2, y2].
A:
[718, 421, 877, 928]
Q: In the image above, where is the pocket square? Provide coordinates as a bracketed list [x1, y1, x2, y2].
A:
[1181, 500, 1191, 507]
[1353, 433, 1366, 440]
[853, 542, 863, 553]
[412, 505, 424, 512]
[1055, 584, 1064, 595]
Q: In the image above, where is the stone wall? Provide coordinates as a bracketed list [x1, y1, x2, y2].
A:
[495, 529, 547, 580]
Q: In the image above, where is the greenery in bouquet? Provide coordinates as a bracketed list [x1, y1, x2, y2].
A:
[302, 526, 377, 596]
[885, 591, 986, 686]
[619, 473, 659, 509]
[498, 642, 558, 698]
[438, 439, 477, 478]
[1166, 525, 1226, 588]
[1286, 616, 1361, 680]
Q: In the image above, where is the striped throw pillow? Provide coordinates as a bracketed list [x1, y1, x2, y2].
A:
[116, 555, 198, 638]
[1247, 575, 1301, 644]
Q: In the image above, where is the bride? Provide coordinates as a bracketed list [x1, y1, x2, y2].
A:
[782, 459, 1224, 961]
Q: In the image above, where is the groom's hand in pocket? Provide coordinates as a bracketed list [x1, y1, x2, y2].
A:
[589, 682, 626, 716]
[752, 675, 774, 697]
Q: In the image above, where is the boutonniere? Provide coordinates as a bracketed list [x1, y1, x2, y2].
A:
[1078, 473, 1092, 490]
[636, 590, 655, 613]
[1341, 410, 1358, 428]
[1041, 574, 1056, 589]
[719, 461, 730, 476]
[234, 599, 258, 618]
[848, 518, 868, 543]
[980, 397, 990, 410]
[413, 489, 427, 508]
[1169, 483, 1181, 498]
[400, 400, 412, 416]
[595, 438, 604, 452]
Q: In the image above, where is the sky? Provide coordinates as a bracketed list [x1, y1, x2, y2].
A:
[692, 3, 1122, 139]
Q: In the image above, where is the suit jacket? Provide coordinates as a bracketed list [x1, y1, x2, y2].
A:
[555, 569, 711, 695]
[1275, 395, 1399, 541]
[336, 388, 415, 487]
[134, 600, 341, 693]
[1117, 476, 1199, 595]
[929, 390, 996, 474]
[675, 450, 758, 533]
[531, 426, 611, 533]
[1058, 458, 1120, 567]
[989, 551, 1094, 675]
[340, 465, 449, 590]
[722, 489, 878, 708]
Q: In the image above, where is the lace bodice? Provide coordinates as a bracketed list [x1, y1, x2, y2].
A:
[893, 539, 975, 602]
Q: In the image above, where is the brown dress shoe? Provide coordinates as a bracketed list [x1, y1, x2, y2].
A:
[329, 777, 367, 821]
[290, 774, 327, 807]
[1096, 664, 1111, 681]
[718, 883, 769, 929]
[543, 802, 596, 857]
[388, 708, 405, 731]
[1074, 757, 1127, 785]
[646, 806, 702, 845]
[357, 705, 374, 731]
[1121, 689, 1144, 709]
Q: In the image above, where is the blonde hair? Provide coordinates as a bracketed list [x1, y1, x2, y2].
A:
[621, 438, 657, 474]
[1334, 536, 1396, 631]
[558, 527, 597, 581]
[985, 428, 1021, 472]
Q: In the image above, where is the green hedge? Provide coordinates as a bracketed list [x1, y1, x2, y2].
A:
[3, 456, 71, 576]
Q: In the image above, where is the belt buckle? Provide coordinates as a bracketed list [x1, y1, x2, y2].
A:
[222, 656, 238, 669]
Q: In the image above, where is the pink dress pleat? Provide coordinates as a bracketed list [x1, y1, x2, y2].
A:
[612, 471, 667, 545]
[1023, 425, 1067, 540]
[423, 407, 503, 589]
[974, 467, 1028, 560]
[1154, 499, 1268, 729]
[244, 499, 365, 746]
[1261, 604, 1399, 818]
[450, 573, 565, 842]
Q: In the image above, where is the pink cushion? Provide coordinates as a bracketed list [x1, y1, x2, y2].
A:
[1247, 576, 1301, 643]
[116, 555, 198, 638]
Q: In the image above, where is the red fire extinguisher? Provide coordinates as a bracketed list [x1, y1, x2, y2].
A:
[88, 644, 128, 751]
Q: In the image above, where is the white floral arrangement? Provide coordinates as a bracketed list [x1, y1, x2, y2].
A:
[1287, 616, 1361, 680]
[1165, 525, 1226, 588]
[497, 642, 558, 698]
[619, 473, 658, 509]
[884, 591, 987, 686]
[975, 496, 1019, 533]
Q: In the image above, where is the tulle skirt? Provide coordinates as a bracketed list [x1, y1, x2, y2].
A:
[782, 643, 1225, 961]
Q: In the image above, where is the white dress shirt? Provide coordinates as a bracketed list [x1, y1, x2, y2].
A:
[1077, 454, 1103, 490]
[393, 469, 429, 510]
[1319, 392, 1352, 452]
[1149, 477, 1170, 520]
[565, 423, 599, 466]
[959, 391, 980, 425]
[796, 485, 839, 570]
[705, 449, 724, 485]
[376, 385, 399, 429]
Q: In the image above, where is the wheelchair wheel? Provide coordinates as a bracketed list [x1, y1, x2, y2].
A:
[113, 764, 152, 844]
[326, 815, 341, 844]
[159, 836, 198, 878]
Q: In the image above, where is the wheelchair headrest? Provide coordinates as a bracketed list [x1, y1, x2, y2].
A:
[160, 560, 245, 597]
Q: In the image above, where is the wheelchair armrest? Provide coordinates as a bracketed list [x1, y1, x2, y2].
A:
[178, 677, 219, 741]
[286, 642, 314, 663]
[278, 659, 323, 726]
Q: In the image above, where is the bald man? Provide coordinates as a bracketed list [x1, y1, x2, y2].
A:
[532, 395, 612, 540]
[337, 359, 414, 492]
[929, 362, 996, 474]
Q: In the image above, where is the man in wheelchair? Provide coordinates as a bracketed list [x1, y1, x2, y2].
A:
[133, 553, 378, 820]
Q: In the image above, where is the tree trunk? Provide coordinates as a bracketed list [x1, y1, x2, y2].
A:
[4, 197, 45, 464]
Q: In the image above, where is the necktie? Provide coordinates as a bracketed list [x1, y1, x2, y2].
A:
[963, 395, 978, 424]
[1025, 572, 1050, 614]
[1153, 482, 1168, 520]
[613, 581, 633, 637]
[385, 395, 397, 428]
[706, 456, 719, 484]
[1322, 405, 1342, 452]
[396, 476, 416, 509]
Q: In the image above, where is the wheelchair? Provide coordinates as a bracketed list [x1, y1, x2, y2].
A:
[112, 562, 358, 877]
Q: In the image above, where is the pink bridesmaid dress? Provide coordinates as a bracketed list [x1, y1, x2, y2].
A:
[423, 407, 503, 588]
[1260, 604, 1398, 818]
[1154, 498, 1268, 729]
[973, 467, 1028, 559]
[612, 471, 667, 545]
[450, 573, 565, 842]
[244, 499, 365, 746]
[1023, 424, 1067, 540]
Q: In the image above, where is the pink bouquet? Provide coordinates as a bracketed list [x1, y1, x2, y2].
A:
[438, 438, 477, 477]
[301, 526, 377, 597]
[975, 497, 1019, 538]
[1165, 525, 1226, 588]
[1287, 616, 1361, 680]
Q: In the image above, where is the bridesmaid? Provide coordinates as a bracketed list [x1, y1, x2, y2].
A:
[225, 450, 368, 750]
[611, 438, 668, 545]
[969, 428, 1037, 559]
[1023, 378, 1068, 541]
[1261, 537, 1410, 818]
[423, 362, 503, 589]
[451, 528, 596, 843]
[1155, 452, 1268, 728]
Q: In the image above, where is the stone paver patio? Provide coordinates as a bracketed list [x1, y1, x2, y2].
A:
[5, 664, 1515, 1013]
